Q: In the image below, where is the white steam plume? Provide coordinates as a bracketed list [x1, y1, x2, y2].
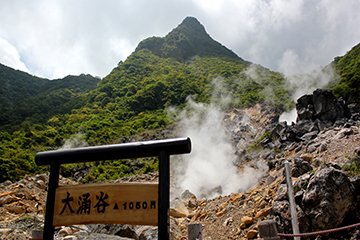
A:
[243, 52, 338, 125]
[277, 50, 338, 124]
[238, 60, 337, 125]
[60, 133, 88, 150]
[169, 81, 267, 199]
[280, 72, 337, 123]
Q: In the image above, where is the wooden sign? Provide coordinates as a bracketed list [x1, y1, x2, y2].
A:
[53, 182, 158, 226]
[36, 138, 191, 239]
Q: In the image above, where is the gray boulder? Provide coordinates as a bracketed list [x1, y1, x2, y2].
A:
[90, 225, 138, 239]
[302, 165, 355, 231]
[271, 164, 356, 234]
[271, 200, 311, 234]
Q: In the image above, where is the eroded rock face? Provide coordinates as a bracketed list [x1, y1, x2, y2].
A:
[302, 165, 354, 231]
[291, 158, 313, 177]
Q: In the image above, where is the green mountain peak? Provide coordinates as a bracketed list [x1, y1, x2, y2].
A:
[135, 16, 241, 62]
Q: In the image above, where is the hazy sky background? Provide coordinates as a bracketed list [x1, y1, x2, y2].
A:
[0, 0, 359, 79]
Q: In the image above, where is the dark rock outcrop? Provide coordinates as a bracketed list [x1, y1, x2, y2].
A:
[296, 89, 352, 123]
[263, 89, 360, 153]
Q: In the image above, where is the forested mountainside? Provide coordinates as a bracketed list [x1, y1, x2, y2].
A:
[135, 17, 241, 62]
[331, 42, 360, 104]
[0, 17, 359, 183]
[86, 16, 290, 128]
[0, 63, 100, 127]
[0, 64, 48, 119]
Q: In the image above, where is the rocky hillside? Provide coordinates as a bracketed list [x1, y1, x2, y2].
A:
[1, 89, 360, 239]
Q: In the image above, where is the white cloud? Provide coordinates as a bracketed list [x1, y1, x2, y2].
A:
[317, 0, 351, 31]
[278, 49, 301, 77]
[193, 0, 224, 13]
[0, 0, 359, 79]
[0, 37, 29, 73]
[270, 0, 305, 23]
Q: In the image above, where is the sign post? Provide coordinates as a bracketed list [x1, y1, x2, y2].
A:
[159, 150, 170, 239]
[35, 137, 191, 240]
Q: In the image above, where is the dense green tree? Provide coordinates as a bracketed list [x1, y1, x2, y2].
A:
[330, 43, 360, 106]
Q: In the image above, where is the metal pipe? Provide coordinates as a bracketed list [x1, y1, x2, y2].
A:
[36, 137, 191, 166]
[284, 161, 300, 240]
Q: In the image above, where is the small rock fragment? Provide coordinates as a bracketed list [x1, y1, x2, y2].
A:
[241, 216, 253, 225]
[216, 208, 227, 216]
[256, 207, 271, 218]
[223, 217, 233, 227]
[246, 230, 258, 239]
[7, 205, 26, 214]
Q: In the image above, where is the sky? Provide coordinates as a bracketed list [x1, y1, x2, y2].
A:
[0, 0, 359, 80]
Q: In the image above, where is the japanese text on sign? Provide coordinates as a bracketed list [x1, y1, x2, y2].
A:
[59, 191, 156, 215]
[53, 183, 158, 226]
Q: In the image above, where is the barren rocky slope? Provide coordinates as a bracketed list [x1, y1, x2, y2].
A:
[1, 89, 360, 240]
